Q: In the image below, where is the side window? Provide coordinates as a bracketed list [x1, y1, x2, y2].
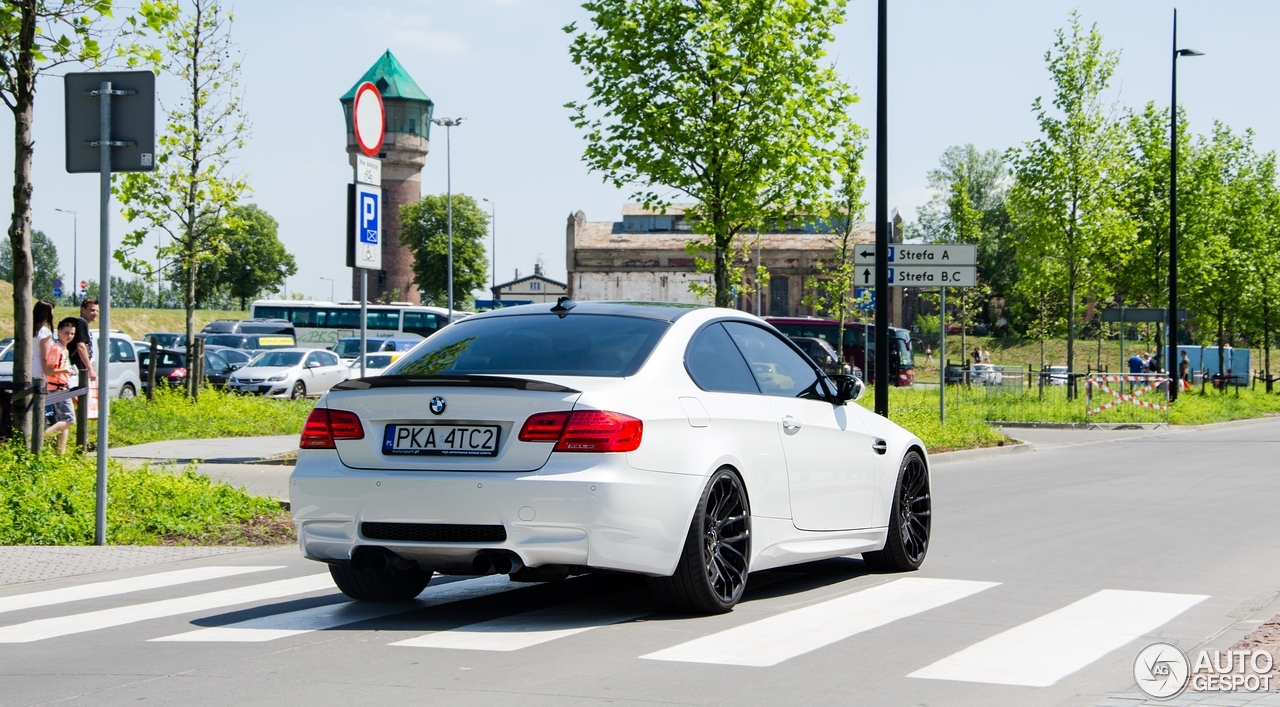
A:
[319, 352, 340, 367]
[722, 322, 821, 399]
[684, 323, 759, 394]
[117, 339, 136, 362]
[305, 352, 323, 367]
[207, 352, 230, 374]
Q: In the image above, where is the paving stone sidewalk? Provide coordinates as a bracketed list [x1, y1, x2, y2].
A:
[1094, 691, 1280, 706]
[0, 546, 258, 586]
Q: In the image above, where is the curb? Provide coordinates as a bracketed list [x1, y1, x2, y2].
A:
[930, 440, 1033, 463]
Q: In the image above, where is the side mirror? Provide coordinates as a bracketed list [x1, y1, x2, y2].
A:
[831, 374, 865, 404]
[306, 360, 319, 368]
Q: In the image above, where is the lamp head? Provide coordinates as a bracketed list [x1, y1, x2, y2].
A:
[1177, 48, 1204, 57]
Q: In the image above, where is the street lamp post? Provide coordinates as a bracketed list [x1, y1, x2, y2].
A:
[1169, 8, 1203, 403]
[319, 276, 335, 303]
[483, 198, 496, 292]
[55, 208, 77, 305]
[432, 117, 465, 321]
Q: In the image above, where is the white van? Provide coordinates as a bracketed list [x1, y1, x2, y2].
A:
[91, 331, 144, 399]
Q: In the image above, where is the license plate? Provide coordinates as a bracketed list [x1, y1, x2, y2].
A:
[382, 424, 501, 457]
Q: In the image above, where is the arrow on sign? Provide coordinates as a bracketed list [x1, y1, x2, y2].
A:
[858, 249, 875, 259]
[861, 268, 872, 285]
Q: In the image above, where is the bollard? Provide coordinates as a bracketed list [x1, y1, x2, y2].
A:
[31, 385, 45, 455]
[76, 369, 89, 451]
[191, 339, 203, 402]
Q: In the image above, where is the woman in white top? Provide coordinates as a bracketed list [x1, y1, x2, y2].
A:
[30, 300, 55, 386]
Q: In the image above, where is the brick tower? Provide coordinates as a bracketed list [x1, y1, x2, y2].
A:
[340, 51, 433, 303]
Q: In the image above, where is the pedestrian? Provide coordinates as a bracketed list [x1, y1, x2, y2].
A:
[924, 345, 933, 365]
[980, 347, 991, 363]
[43, 317, 78, 453]
[1128, 351, 1144, 374]
[1179, 350, 1191, 390]
[30, 299, 55, 400]
[71, 298, 98, 383]
[971, 347, 981, 365]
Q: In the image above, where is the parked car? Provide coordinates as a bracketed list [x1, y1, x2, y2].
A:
[140, 347, 236, 391]
[206, 345, 253, 371]
[376, 337, 423, 354]
[971, 363, 1003, 385]
[347, 352, 402, 377]
[202, 318, 296, 338]
[0, 341, 12, 383]
[1047, 365, 1069, 386]
[202, 333, 297, 350]
[944, 363, 966, 385]
[227, 348, 348, 399]
[292, 302, 929, 612]
[141, 332, 184, 348]
[333, 337, 391, 359]
[93, 331, 143, 399]
[788, 336, 848, 376]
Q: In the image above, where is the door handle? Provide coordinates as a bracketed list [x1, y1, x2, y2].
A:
[782, 415, 801, 431]
[872, 438, 888, 455]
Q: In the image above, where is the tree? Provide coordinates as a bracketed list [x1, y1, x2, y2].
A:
[565, 0, 857, 307]
[206, 204, 295, 310]
[1, 0, 171, 437]
[802, 133, 868, 357]
[116, 0, 248, 382]
[1008, 12, 1129, 381]
[1, 229, 60, 300]
[399, 194, 489, 309]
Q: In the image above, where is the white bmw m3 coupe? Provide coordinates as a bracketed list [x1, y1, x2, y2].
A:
[290, 300, 931, 614]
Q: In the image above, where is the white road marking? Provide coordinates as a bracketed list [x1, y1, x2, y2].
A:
[391, 601, 648, 652]
[151, 574, 520, 642]
[0, 573, 334, 643]
[641, 578, 999, 667]
[0, 566, 281, 616]
[907, 589, 1209, 687]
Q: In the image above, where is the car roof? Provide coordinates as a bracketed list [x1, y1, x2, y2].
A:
[461, 300, 704, 324]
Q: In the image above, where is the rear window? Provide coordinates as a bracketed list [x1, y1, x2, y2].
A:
[391, 314, 670, 378]
[250, 351, 304, 368]
[204, 335, 247, 348]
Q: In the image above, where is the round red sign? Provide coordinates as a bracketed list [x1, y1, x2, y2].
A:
[352, 82, 385, 157]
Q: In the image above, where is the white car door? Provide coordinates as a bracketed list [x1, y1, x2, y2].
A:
[319, 351, 346, 389]
[722, 321, 878, 531]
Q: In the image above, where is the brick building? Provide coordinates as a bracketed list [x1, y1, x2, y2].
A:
[340, 51, 433, 304]
[565, 205, 906, 325]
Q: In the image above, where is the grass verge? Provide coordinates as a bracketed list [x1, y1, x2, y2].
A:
[858, 387, 1011, 453]
[98, 386, 314, 448]
[0, 443, 293, 545]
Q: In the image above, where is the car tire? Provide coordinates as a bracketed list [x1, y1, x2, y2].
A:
[120, 383, 136, 399]
[862, 449, 931, 573]
[328, 562, 432, 601]
[649, 468, 751, 614]
[291, 381, 306, 399]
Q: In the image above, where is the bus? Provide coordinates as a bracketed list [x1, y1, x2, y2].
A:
[249, 300, 457, 349]
[765, 316, 915, 387]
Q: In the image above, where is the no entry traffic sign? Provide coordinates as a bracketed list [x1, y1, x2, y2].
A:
[352, 82, 385, 157]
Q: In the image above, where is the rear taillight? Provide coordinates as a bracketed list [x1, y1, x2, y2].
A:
[168, 368, 187, 379]
[518, 410, 642, 453]
[300, 408, 365, 449]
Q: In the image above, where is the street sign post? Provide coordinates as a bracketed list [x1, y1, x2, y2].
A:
[53, 278, 63, 299]
[349, 82, 385, 378]
[64, 70, 155, 547]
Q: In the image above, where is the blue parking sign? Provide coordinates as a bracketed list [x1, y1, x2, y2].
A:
[359, 190, 379, 245]
[352, 183, 382, 270]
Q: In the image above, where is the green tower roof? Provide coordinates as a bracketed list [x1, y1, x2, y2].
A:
[340, 50, 432, 104]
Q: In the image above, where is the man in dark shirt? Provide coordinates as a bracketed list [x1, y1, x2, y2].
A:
[71, 298, 98, 383]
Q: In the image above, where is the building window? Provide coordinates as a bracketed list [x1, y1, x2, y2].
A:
[377, 270, 387, 287]
[769, 276, 790, 317]
[530, 281, 541, 291]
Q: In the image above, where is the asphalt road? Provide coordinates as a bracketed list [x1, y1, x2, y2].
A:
[3, 418, 1279, 707]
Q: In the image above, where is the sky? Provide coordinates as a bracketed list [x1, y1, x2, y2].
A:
[4, 0, 1278, 303]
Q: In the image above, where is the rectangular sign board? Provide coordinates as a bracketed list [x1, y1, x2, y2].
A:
[355, 155, 381, 186]
[1100, 307, 1188, 323]
[64, 71, 156, 173]
[353, 183, 382, 270]
[853, 244, 976, 267]
[856, 265, 977, 288]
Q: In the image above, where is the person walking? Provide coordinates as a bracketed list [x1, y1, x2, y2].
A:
[71, 298, 97, 382]
[1179, 350, 1191, 391]
[30, 300, 55, 415]
[43, 318, 78, 453]
[924, 345, 933, 365]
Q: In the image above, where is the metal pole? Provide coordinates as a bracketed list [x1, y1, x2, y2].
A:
[96, 81, 111, 547]
[873, 0, 889, 417]
[360, 270, 367, 378]
[446, 124, 454, 321]
[756, 238, 762, 316]
[1168, 9, 1180, 403]
[939, 286, 946, 424]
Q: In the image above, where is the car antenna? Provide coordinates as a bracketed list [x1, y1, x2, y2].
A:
[551, 296, 576, 318]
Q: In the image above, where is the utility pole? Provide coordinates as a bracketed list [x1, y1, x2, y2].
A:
[873, 0, 890, 417]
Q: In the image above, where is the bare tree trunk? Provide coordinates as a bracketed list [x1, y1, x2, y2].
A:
[6, 2, 38, 441]
[1217, 304, 1226, 395]
[1265, 292, 1273, 393]
[1066, 276, 1076, 398]
[714, 234, 731, 308]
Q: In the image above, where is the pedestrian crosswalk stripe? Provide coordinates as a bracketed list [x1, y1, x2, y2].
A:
[641, 578, 999, 667]
[0, 573, 334, 643]
[391, 600, 648, 652]
[151, 574, 520, 642]
[0, 566, 281, 616]
[907, 589, 1209, 687]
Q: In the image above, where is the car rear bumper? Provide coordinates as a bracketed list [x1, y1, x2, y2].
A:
[289, 449, 704, 577]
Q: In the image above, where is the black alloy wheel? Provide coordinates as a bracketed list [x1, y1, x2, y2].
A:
[649, 468, 751, 614]
[862, 449, 931, 572]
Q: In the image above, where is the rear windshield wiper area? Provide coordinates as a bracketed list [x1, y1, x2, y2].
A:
[332, 374, 580, 394]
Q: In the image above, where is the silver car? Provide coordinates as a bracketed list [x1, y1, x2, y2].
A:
[227, 348, 349, 399]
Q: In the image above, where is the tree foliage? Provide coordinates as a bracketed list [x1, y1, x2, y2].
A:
[565, 0, 858, 307]
[206, 204, 295, 309]
[0, 228, 60, 301]
[803, 132, 869, 350]
[399, 194, 489, 309]
[115, 0, 247, 378]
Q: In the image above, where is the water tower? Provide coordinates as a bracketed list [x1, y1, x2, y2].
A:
[340, 50, 433, 304]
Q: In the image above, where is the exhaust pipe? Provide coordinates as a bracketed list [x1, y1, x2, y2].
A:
[351, 546, 391, 572]
[473, 551, 524, 576]
[472, 554, 494, 575]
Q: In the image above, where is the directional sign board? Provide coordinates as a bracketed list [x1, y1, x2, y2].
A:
[853, 244, 976, 266]
[854, 244, 976, 288]
[353, 183, 382, 270]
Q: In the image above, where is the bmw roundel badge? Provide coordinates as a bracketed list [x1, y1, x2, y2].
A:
[429, 396, 447, 415]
